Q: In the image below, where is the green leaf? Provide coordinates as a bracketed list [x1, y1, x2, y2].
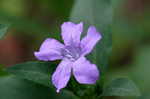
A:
[102, 77, 141, 96]
[70, 0, 112, 71]
[0, 24, 9, 39]
[6, 61, 55, 87]
[0, 75, 78, 99]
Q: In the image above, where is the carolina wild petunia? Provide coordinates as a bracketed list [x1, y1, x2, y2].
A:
[34, 22, 102, 93]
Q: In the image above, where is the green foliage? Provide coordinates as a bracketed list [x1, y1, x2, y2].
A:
[129, 46, 150, 93]
[0, 24, 9, 39]
[6, 61, 56, 87]
[0, 75, 78, 99]
[70, 0, 112, 71]
[6, 61, 103, 98]
[5, 61, 78, 99]
[102, 77, 140, 96]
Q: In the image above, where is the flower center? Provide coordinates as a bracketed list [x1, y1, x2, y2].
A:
[61, 45, 81, 61]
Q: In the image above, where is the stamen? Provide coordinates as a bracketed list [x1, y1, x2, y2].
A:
[61, 45, 81, 61]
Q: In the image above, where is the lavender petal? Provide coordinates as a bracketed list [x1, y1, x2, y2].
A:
[73, 57, 99, 84]
[52, 59, 72, 93]
[61, 22, 83, 45]
[34, 38, 64, 61]
[81, 26, 102, 55]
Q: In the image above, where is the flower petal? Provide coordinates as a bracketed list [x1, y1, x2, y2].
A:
[52, 59, 72, 93]
[61, 22, 83, 45]
[34, 38, 64, 61]
[81, 26, 102, 55]
[73, 57, 99, 84]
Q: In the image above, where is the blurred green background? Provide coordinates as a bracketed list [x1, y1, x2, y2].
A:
[0, 0, 74, 66]
[0, 0, 150, 99]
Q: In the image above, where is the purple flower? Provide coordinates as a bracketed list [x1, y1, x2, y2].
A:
[34, 22, 102, 93]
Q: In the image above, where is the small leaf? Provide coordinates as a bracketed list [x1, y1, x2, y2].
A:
[0, 24, 9, 39]
[6, 61, 55, 87]
[102, 77, 141, 96]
